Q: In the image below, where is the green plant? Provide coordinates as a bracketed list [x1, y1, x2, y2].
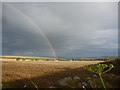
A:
[35, 59, 38, 61]
[85, 64, 114, 89]
[16, 58, 20, 61]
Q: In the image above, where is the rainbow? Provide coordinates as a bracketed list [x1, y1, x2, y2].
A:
[4, 2, 57, 58]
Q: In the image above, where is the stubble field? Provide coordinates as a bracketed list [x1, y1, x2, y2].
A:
[2, 57, 104, 88]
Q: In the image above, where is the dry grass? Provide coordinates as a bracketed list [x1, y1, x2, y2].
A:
[1, 55, 51, 59]
[3, 60, 103, 80]
[2, 57, 104, 88]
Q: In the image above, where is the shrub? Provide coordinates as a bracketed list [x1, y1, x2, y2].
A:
[35, 59, 38, 61]
[16, 58, 20, 61]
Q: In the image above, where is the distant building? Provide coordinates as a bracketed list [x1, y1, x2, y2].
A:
[54, 60, 58, 61]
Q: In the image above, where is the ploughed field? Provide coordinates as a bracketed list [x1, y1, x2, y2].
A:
[2, 56, 120, 88]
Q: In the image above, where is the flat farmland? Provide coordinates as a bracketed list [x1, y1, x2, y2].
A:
[2, 58, 104, 88]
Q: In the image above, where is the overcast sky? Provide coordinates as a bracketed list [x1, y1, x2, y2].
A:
[0, 3, 1, 56]
[2, 2, 118, 58]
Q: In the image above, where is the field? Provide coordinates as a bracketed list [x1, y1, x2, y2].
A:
[2, 56, 120, 88]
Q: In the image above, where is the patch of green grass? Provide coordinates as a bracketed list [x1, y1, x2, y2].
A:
[22, 58, 26, 61]
[59, 59, 70, 61]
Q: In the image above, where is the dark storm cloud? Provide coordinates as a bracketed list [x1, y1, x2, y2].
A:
[2, 2, 118, 58]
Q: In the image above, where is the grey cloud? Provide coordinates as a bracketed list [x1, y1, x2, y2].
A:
[2, 2, 118, 58]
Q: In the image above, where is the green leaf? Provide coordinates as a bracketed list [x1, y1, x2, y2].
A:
[85, 64, 114, 74]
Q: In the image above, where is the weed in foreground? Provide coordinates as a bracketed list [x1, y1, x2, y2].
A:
[85, 64, 114, 89]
